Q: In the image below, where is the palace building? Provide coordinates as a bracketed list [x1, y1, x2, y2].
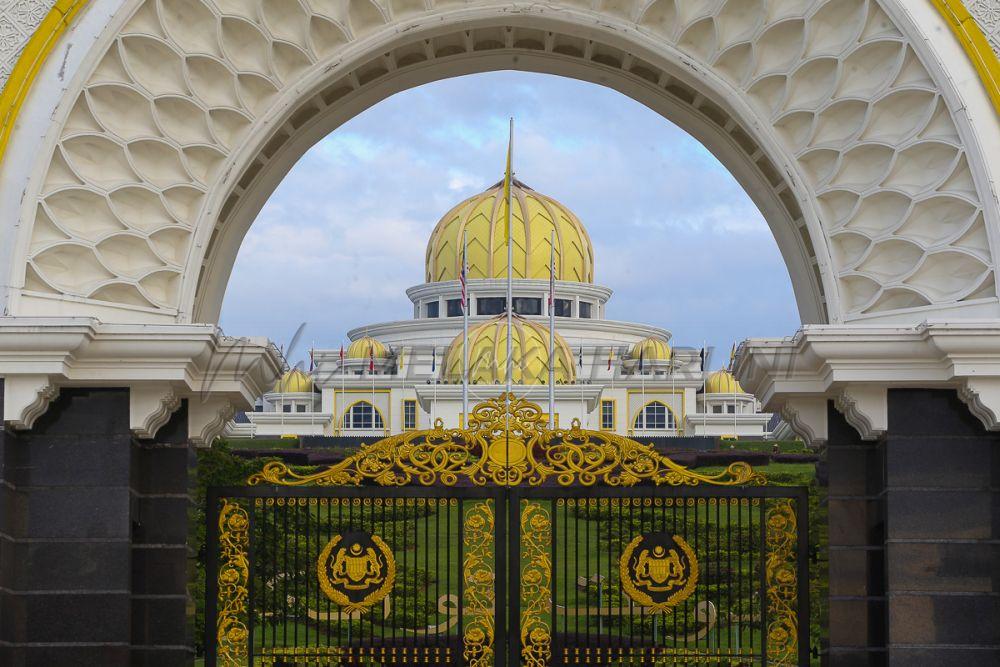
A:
[228, 178, 773, 440]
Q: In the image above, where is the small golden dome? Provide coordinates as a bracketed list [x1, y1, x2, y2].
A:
[347, 336, 389, 359]
[272, 368, 313, 393]
[631, 336, 672, 362]
[444, 315, 576, 385]
[425, 179, 594, 284]
[705, 369, 745, 394]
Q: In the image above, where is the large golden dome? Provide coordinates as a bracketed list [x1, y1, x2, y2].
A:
[444, 315, 576, 385]
[631, 336, 672, 362]
[425, 179, 594, 284]
[347, 336, 389, 359]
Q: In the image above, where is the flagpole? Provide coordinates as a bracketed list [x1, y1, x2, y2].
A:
[340, 342, 345, 435]
[462, 230, 469, 427]
[702, 341, 707, 433]
[548, 230, 555, 428]
[505, 118, 514, 402]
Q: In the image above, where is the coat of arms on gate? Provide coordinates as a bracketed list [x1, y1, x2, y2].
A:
[317, 531, 396, 613]
[619, 532, 698, 612]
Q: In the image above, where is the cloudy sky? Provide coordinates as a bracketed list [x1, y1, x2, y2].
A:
[219, 71, 800, 369]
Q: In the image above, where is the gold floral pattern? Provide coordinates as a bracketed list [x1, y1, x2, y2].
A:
[765, 498, 798, 666]
[463, 500, 495, 667]
[248, 394, 764, 488]
[216, 499, 249, 667]
[520, 501, 552, 667]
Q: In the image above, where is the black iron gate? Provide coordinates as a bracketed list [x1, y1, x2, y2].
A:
[206, 396, 810, 666]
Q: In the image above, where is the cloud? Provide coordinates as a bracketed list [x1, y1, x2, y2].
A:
[220, 71, 800, 367]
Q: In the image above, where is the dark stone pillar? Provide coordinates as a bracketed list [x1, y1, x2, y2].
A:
[131, 401, 194, 667]
[884, 389, 1000, 666]
[0, 383, 193, 666]
[826, 402, 886, 666]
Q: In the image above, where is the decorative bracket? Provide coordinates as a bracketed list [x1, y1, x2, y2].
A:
[958, 377, 1000, 431]
[130, 385, 181, 439]
[778, 397, 828, 447]
[3, 374, 59, 430]
[188, 396, 236, 447]
[833, 386, 887, 441]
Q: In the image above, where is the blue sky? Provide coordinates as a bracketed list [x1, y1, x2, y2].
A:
[219, 71, 800, 369]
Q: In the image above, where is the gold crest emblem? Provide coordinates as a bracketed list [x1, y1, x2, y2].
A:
[620, 532, 698, 612]
[317, 531, 396, 613]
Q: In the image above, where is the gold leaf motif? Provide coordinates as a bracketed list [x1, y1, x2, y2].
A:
[519, 501, 552, 667]
[765, 498, 799, 665]
[463, 500, 495, 667]
[247, 394, 764, 488]
[216, 499, 249, 667]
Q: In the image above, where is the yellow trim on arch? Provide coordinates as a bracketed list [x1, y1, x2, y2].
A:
[931, 0, 1000, 114]
[0, 0, 90, 163]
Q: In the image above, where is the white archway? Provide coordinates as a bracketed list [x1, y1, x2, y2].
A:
[2, 0, 998, 330]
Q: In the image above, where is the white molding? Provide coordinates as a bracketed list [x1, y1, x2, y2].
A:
[735, 321, 1000, 442]
[188, 396, 236, 447]
[3, 374, 59, 430]
[0, 318, 282, 438]
[779, 398, 829, 447]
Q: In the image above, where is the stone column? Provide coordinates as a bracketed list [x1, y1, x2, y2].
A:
[883, 389, 999, 665]
[0, 321, 281, 665]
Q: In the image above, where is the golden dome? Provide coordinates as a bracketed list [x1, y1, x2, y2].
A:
[705, 369, 745, 394]
[347, 336, 389, 359]
[272, 367, 313, 393]
[631, 336, 672, 362]
[444, 315, 576, 385]
[425, 179, 594, 284]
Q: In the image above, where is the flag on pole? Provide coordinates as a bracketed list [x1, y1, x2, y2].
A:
[339, 344, 344, 365]
[309, 347, 314, 372]
[368, 343, 375, 374]
[578, 347, 584, 369]
[503, 124, 513, 243]
[460, 247, 468, 312]
[638, 347, 645, 373]
[431, 347, 436, 374]
[729, 343, 736, 370]
[607, 347, 614, 371]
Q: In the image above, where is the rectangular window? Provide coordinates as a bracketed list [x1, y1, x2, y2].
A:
[553, 298, 572, 317]
[512, 297, 542, 315]
[727, 405, 736, 414]
[601, 399, 615, 430]
[282, 404, 291, 413]
[446, 299, 463, 317]
[477, 297, 507, 315]
[579, 302, 593, 319]
[403, 399, 417, 430]
[713, 405, 723, 414]
[296, 404, 306, 413]
[425, 301, 439, 318]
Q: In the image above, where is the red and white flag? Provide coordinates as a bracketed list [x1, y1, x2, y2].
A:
[368, 344, 375, 373]
[460, 250, 468, 313]
[339, 344, 344, 364]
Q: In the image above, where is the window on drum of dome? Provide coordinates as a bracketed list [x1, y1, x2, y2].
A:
[601, 399, 615, 430]
[296, 405, 306, 413]
[403, 400, 417, 430]
[446, 299, 463, 317]
[553, 299, 572, 317]
[635, 402, 674, 430]
[579, 302, 593, 319]
[513, 298, 541, 315]
[713, 405, 723, 414]
[727, 405, 736, 414]
[343, 402, 384, 430]
[282, 404, 291, 413]
[425, 301, 439, 318]
[477, 297, 506, 316]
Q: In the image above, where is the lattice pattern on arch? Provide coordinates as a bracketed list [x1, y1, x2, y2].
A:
[18, 0, 996, 319]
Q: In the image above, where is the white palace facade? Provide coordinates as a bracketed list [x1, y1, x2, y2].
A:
[228, 178, 774, 441]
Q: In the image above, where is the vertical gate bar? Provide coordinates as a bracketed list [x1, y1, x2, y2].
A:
[304, 498, 310, 651]
[247, 499, 256, 666]
[574, 498, 580, 644]
[272, 497, 278, 652]
[671, 497, 677, 654]
[294, 499, 300, 651]
[726, 498, 732, 656]
[325, 498, 331, 649]
[759, 499, 767, 666]
[339, 497, 345, 648]
[796, 491, 811, 667]
[497, 492, 509, 667]
[716, 496, 721, 653]
[205, 491, 220, 667]
[566, 494, 572, 648]
[596, 496, 602, 647]
[414, 497, 420, 652]
[585, 498, 591, 649]
[737, 497, 743, 659]
[425, 496, 431, 651]
[435, 497, 440, 653]
[447, 496, 452, 659]
[457, 498, 464, 663]
[606, 498, 612, 651]
[617, 496, 623, 652]
[282, 498, 289, 649]
[551, 496, 559, 666]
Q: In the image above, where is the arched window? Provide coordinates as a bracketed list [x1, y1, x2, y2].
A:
[342, 401, 384, 429]
[634, 402, 675, 430]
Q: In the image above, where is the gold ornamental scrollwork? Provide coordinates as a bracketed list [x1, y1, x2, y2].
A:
[620, 532, 699, 612]
[216, 499, 250, 667]
[463, 500, 496, 667]
[248, 394, 764, 488]
[765, 498, 799, 666]
[519, 501, 552, 667]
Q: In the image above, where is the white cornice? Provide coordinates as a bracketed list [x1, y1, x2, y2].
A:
[0, 318, 283, 439]
[735, 322, 1000, 439]
[404, 279, 614, 304]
